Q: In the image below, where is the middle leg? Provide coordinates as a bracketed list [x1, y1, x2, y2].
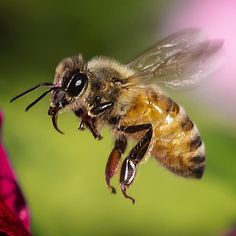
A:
[105, 135, 127, 194]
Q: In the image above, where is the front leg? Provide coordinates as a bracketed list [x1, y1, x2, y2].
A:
[90, 101, 113, 115]
[119, 124, 153, 204]
[83, 101, 113, 139]
[74, 102, 113, 139]
[78, 120, 86, 131]
[74, 108, 102, 140]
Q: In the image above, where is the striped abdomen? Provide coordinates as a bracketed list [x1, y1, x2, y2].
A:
[121, 90, 205, 178]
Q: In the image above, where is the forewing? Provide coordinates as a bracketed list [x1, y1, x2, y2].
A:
[127, 28, 204, 72]
[125, 39, 223, 89]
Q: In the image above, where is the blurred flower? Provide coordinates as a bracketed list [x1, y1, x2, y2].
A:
[223, 224, 236, 236]
[0, 111, 31, 236]
[161, 0, 236, 121]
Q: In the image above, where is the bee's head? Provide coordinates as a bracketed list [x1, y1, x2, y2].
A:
[49, 67, 88, 133]
[10, 55, 88, 134]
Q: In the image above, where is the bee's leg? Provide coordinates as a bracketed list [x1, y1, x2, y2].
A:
[90, 102, 113, 115]
[105, 135, 127, 194]
[79, 101, 113, 139]
[74, 109, 86, 131]
[78, 120, 86, 131]
[119, 124, 153, 204]
[74, 109, 102, 140]
[84, 116, 102, 140]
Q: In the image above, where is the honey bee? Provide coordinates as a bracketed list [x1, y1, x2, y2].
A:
[11, 29, 223, 203]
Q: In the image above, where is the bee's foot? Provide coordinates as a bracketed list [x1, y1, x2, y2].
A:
[97, 134, 103, 140]
[78, 121, 86, 131]
[120, 184, 136, 204]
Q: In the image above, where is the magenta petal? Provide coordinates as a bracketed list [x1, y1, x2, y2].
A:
[0, 200, 31, 236]
[0, 111, 30, 230]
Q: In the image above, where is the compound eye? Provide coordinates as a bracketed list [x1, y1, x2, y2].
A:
[66, 72, 88, 97]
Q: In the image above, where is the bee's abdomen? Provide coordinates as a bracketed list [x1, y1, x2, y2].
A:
[150, 104, 205, 179]
[120, 90, 205, 178]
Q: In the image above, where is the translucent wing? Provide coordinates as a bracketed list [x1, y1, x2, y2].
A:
[127, 28, 204, 71]
[125, 29, 223, 89]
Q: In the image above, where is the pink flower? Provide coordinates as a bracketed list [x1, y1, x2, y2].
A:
[161, 0, 236, 120]
[0, 111, 31, 236]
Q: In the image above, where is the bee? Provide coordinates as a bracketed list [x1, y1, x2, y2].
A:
[11, 29, 223, 203]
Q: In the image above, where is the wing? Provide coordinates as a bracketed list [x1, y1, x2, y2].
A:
[125, 29, 223, 89]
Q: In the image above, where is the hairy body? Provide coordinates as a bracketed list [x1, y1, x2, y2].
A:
[11, 29, 222, 203]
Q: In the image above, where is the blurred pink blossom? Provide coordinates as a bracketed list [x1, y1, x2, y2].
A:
[0, 111, 31, 235]
[223, 224, 236, 236]
[161, 0, 236, 121]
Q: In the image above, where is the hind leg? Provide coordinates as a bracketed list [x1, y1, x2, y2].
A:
[119, 124, 153, 204]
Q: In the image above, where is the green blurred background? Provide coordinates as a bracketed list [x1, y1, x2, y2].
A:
[1, 1, 236, 235]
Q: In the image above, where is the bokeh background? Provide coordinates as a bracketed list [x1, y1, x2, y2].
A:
[1, 0, 236, 235]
